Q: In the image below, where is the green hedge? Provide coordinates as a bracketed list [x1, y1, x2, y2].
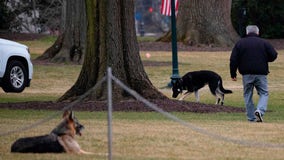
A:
[231, 0, 284, 38]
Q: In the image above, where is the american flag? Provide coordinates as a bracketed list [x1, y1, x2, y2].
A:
[160, 0, 179, 16]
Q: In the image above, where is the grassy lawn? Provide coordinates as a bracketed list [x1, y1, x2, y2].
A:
[0, 38, 283, 159]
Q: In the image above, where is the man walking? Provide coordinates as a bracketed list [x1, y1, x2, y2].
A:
[230, 25, 278, 122]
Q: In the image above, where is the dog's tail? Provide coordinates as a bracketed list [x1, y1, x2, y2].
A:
[218, 80, 233, 94]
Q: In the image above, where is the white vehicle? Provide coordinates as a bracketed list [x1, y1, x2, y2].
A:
[0, 38, 33, 92]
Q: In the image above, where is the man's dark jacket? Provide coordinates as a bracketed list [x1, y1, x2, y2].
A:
[230, 33, 278, 78]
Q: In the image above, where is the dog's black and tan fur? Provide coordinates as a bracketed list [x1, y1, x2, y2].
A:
[172, 70, 232, 105]
[11, 111, 93, 154]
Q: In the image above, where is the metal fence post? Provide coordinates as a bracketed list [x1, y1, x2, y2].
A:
[107, 67, 113, 160]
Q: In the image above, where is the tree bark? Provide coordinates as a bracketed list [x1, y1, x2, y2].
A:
[58, 0, 166, 102]
[159, 0, 239, 47]
[36, 0, 86, 63]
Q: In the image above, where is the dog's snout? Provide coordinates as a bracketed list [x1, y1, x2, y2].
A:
[76, 124, 84, 130]
[172, 92, 179, 98]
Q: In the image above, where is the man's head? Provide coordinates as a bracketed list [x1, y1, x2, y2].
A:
[246, 25, 259, 35]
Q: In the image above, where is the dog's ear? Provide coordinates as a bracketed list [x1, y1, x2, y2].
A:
[178, 78, 182, 84]
[69, 111, 75, 121]
[174, 78, 182, 87]
[62, 110, 69, 118]
[62, 110, 73, 120]
[171, 79, 178, 87]
[178, 78, 183, 91]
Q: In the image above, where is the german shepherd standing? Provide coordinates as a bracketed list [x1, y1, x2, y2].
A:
[172, 70, 232, 105]
[11, 110, 93, 154]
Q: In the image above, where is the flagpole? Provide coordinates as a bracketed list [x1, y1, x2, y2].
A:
[169, 0, 180, 86]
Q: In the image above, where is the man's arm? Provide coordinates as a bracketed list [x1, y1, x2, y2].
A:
[265, 42, 278, 62]
[230, 46, 239, 80]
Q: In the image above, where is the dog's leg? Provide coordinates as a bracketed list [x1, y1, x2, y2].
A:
[58, 135, 81, 154]
[215, 97, 221, 105]
[179, 92, 192, 100]
[78, 149, 94, 155]
[58, 136, 73, 153]
[58, 135, 94, 154]
[194, 91, 200, 102]
[215, 91, 224, 105]
[220, 94, 224, 105]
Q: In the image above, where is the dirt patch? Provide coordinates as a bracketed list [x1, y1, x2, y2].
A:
[0, 99, 245, 113]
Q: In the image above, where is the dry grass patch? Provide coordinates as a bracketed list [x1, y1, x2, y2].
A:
[83, 119, 284, 160]
[1, 111, 284, 160]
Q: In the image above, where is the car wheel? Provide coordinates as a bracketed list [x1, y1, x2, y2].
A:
[2, 60, 27, 93]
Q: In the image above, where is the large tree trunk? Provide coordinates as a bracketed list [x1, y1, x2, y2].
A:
[58, 0, 166, 102]
[159, 0, 239, 47]
[36, 0, 86, 63]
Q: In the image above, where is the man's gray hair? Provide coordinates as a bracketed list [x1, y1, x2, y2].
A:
[246, 25, 259, 35]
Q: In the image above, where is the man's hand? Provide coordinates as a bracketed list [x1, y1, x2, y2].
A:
[232, 77, 237, 81]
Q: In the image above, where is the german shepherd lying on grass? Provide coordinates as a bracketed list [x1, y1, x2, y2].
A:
[172, 70, 232, 105]
[11, 110, 93, 154]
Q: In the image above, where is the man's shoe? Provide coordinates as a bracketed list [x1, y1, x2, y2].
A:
[255, 111, 263, 122]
